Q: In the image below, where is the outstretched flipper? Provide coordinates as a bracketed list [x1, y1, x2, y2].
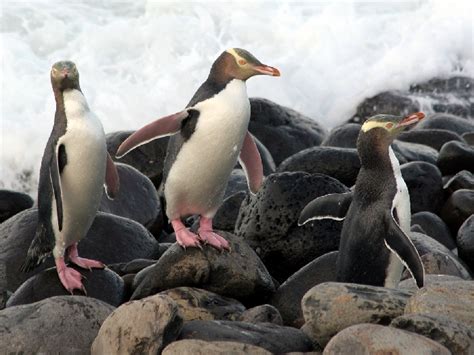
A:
[384, 212, 425, 288]
[238, 131, 263, 194]
[115, 110, 191, 158]
[104, 153, 120, 199]
[298, 191, 353, 226]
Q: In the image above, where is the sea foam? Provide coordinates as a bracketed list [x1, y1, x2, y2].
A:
[1, 0, 473, 194]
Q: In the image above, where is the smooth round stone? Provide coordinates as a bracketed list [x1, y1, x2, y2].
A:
[443, 170, 474, 195]
[254, 137, 276, 176]
[437, 141, 474, 175]
[239, 304, 283, 325]
[441, 189, 474, 234]
[400, 162, 444, 214]
[411, 211, 455, 250]
[414, 113, 474, 135]
[213, 191, 247, 232]
[462, 132, 474, 145]
[108, 259, 157, 276]
[392, 140, 438, 165]
[397, 128, 465, 151]
[0, 190, 34, 223]
[398, 274, 463, 292]
[321, 123, 361, 149]
[163, 339, 272, 355]
[457, 215, 474, 271]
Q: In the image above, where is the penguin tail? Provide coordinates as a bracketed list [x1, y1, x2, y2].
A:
[20, 223, 54, 273]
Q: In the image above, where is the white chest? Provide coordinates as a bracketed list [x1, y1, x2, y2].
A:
[389, 147, 411, 230]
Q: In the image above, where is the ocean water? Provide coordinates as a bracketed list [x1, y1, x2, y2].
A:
[1, 0, 473, 195]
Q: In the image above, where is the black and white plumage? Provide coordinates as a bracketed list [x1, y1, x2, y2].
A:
[299, 113, 425, 288]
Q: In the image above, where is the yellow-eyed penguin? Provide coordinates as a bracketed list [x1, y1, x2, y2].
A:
[299, 113, 426, 288]
[116, 48, 280, 250]
[21, 61, 120, 293]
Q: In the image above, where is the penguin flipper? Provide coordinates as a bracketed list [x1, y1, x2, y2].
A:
[115, 110, 190, 158]
[384, 212, 425, 288]
[298, 191, 352, 226]
[238, 131, 263, 194]
[104, 153, 120, 199]
[51, 144, 65, 231]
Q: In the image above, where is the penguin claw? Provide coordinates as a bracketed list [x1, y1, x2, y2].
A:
[58, 266, 85, 294]
[175, 228, 202, 249]
[198, 230, 230, 251]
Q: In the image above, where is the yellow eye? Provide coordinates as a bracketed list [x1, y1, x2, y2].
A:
[238, 59, 247, 65]
[385, 122, 394, 129]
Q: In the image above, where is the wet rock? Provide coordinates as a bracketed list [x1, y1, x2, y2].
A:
[321, 123, 360, 148]
[405, 281, 474, 328]
[254, 136, 276, 175]
[235, 172, 347, 282]
[270, 251, 338, 327]
[401, 162, 444, 214]
[6, 266, 124, 307]
[407, 232, 472, 280]
[277, 147, 360, 187]
[397, 128, 465, 151]
[249, 98, 327, 165]
[131, 232, 275, 305]
[391, 314, 474, 355]
[0, 296, 114, 354]
[99, 163, 160, 228]
[106, 130, 169, 187]
[457, 215, 474, 271]
[0, 189, 33, 223]
[163, 339, 272, 355]
[414, 113, 474, 135]
[441, 189, 474, 233]
[225, 169, 249, 198]
[392, 140, 438, 165]
[213, 191, 246, 232]
[178, 320, 314, 353]
[438, 141, 474, 175]
[411, 211, 455, 250]
[92, 294, 182, 355]
[108, 258, 157, 276]
[301, 282, 411, 346]
[159, 287, 245, 322]
[443, 170, 474, 195]
[323, 324, 450, 355]
[0, 209, 158, 291]
[398, 274, 463, 292]
[239, 304, 283, 325]
[462, 132, 474, 145]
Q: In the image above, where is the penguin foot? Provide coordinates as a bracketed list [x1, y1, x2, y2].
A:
[197, 230, 231, 251]
[55, 257, 86, 294]
[67, 243, 105, 270]
[172, 219, 202, 249]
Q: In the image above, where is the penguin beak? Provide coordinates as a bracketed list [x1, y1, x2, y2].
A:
[253, 65, 281, 77]
[396, 112, 425, 128]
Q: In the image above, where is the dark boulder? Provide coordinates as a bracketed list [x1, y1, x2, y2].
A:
[321, 123, 361, 148]
[0, 190, 34, 223]
[437, 141, 474, 175]
[411, 211, 455, 250]
[443, 170, 474, 195]
[441, 189, 474, 234]
[414, 113, 474, 135]
[213, 191, 246, 232]
[457, 215, 474, 271]
[397, 129, 465, 151]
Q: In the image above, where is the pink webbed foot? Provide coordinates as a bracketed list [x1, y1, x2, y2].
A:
[198, 217, 230, 251]
[172, 219, 202, 249]
[55, 257, 85, 294]
[67, 243, 105, 270]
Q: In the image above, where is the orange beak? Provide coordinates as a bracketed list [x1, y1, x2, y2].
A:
[398, 112, 425, 127]
[253, 65, 281, 77]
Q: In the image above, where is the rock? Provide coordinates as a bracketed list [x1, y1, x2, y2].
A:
[463, 132, 474, 145]
[0, 189, 34, 223]
[441, 189, 474, 234]
[277, 147, 360, 187]
[6, 266, 124, 307]
[392, 140, 438, 165]
[270, 251, 338, 327]
[254, 136, 277, 175]
[414, 113, 474, 135]
[398, 274, 464, 292]
[92, 294, 182, 354]
[224, 169, 249, 198]
[99, 163, 160, 228]
[301, 282, 412, 346]
[405, 281, 474, 328]
[0, 296, 114, 354]
[391, 314, 474, 355]
[411, 211, 455, 250]
[106, 258, 157, 276]
[178, 320, 314, 353]
[407, 232, 472, 280]
[106, 130, 169, 187]
[0, 208, 158, 291]
[248, 98, 326, 165]
[131, 232, 275, 305]
[457, 215, 474, 271]
[121, 273, 135, 302]
[397, 128, 465, 151]
[401, 162, 444, 214]
[159, 287, 245, 321]
[213, 191, 246, 232]
[443, 170, 474, 195]
[163, 339, 272, 355]
[235, 172, 347, 282]
[323, 324, 450, 355]
[239, 304, 283, 325]
[321, 123, 360, 148]
[438, 141, 474, 175]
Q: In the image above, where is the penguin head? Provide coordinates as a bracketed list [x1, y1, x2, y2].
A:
[50, 61, 80, 91]
[210, 48, 280, 82]
[357, 112, 425, 162]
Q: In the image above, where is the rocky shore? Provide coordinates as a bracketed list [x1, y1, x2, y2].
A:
[1, 76, 473, 354]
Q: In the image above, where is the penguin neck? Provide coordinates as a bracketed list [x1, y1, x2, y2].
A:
[207, 52, 240, 87]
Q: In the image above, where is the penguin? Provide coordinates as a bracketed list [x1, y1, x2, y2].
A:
[21, 61, 120, 293]
[116, 48, 280, 250]
[299, 112, 426, 288]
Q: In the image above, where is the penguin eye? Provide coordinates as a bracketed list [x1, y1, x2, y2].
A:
[238, 59, 247, 66]
[385, 122, 394, 129]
